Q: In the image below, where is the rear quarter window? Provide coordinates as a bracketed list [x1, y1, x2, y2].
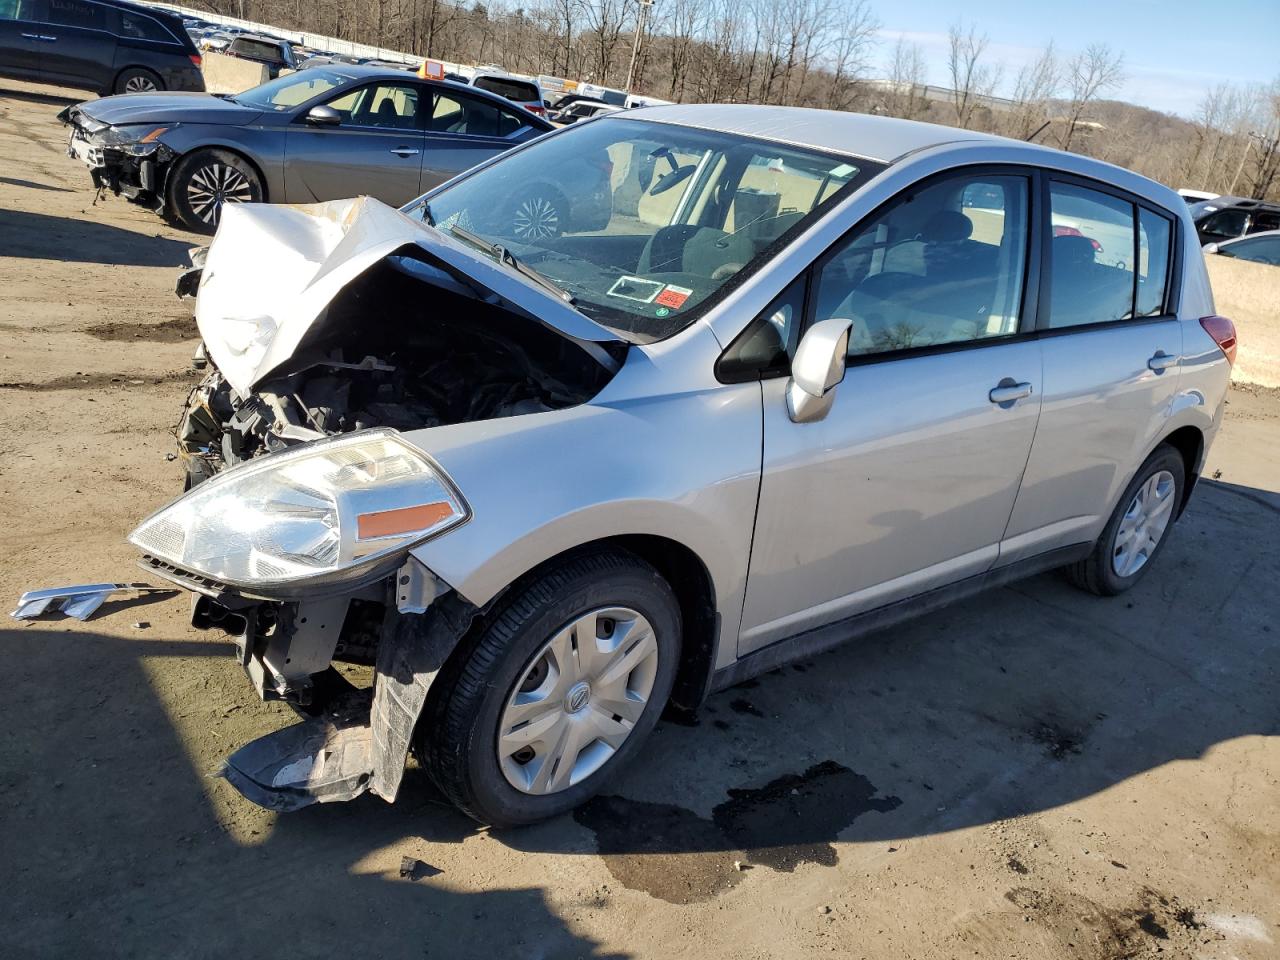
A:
[120, 11, 177, 43]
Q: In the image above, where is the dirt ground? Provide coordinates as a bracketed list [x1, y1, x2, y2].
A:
[1, 80, 1278, 960]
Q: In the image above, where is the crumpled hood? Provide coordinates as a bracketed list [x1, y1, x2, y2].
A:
[70, 93, 265, 130]
[196, 197, 624, 396]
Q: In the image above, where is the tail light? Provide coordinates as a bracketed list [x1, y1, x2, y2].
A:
[527, 105, 546, 116]
[189, 54, 202, 68]
[1200, 315, 1237, 365]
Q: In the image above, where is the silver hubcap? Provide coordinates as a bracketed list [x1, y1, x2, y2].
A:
[512, 195, 559, 240]
[187, 163, 254, 225]
[1111, 469, 1176, 577]
[498, 606, 659, 795]
[124, 75, 157, 93]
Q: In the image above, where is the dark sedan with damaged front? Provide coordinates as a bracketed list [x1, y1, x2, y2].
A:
[58, 64, 555, 231]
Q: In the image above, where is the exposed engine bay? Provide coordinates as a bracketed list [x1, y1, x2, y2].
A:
[177, 254, 616, 487]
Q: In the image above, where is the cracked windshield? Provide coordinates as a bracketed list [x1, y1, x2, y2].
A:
[410, 118, 872, 340]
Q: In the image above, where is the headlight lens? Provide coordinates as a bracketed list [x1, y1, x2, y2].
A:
[96, 124, 172, 154]
[129, 430, 468, 590]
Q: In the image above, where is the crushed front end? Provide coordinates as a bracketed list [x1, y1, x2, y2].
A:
[63, 197, 622, 813]
[58, 105, 176, 212]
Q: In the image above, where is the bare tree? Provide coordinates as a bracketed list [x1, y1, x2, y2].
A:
[883, 36, 927, 120]
[823, 0, 879, 110]
[1060, 42, 1124, 151]
[1007, 42, 1059, 140]
[946, 21, 1001, 129]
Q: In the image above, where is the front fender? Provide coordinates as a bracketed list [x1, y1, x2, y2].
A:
[403, 359, 762, 672]
[159, 126, 285, 200]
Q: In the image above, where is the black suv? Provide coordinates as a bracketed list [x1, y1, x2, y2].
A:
[0, 0, 204, 95]
[1192, 196, 1280, 245]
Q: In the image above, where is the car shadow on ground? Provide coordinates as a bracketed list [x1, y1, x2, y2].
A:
[0, 84, 82, 107]
[1, 479, 1276, 942]
[0, 628, 627, 959]
[0, 176, 74, 193]
[0, 208, 190, 267]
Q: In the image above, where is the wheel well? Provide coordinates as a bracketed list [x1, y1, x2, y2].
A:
[170, 146, 270, 203]
[605, 535, 718, 711]
[1159, 425, 1204, 516]
[443, 535, 720, 714]
[111, 65, 162, 92]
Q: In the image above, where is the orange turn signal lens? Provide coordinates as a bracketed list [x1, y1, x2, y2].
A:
[356, 502, 454, 540]
[140, 127, 169, 143]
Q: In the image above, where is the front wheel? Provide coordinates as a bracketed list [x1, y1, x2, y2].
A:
[1065, 444, 1184, 596]
[419, 550, 681, 827]
[167, 149, 263, 232]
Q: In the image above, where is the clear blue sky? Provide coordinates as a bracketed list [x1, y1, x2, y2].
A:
[876, 0, 1280, 117]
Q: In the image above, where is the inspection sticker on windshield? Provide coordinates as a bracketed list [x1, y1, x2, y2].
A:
[607, 276, 664, 303]
[654, 284, 692, 310]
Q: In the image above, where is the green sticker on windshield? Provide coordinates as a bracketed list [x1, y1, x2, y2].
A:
[655, 307, 670, 317]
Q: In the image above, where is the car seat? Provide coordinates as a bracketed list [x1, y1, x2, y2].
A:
[637, 225, 756, 279]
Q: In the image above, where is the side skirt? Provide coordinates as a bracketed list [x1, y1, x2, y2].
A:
[709, 543, 1091, 694]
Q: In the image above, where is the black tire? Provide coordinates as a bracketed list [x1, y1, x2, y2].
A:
[114, 67, 163, 95]
[419, 549, 681, 827]
[1065, 444, 1184, 596]
[506, 185, 568, 242]
[166, 149, 263, 233]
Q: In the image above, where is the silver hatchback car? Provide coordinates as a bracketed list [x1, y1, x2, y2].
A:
[23, 105, 1237, 826]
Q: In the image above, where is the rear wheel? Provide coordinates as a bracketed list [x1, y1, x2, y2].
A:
[167, 149, 263, 232]
[1065, 445, 1184, 596]
[418, 550, 680, 826]
[114, 67, 163, 95]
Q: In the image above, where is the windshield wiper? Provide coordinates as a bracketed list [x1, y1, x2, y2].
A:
[448, 224, 575, 304]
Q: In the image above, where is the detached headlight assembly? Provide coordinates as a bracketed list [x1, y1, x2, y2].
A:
[129, 430, 468, 593]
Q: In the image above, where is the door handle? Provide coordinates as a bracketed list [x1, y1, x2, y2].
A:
[390, 147, 421, 157]
[989, 379, 1033, 405]
[1147, 351, 1179, 373]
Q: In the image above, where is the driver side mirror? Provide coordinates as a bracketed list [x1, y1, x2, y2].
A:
[305, 104, 341, 126]
[786, 317, 851, 423]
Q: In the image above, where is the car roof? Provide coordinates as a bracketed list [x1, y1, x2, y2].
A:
[622, 104, 1013, 163]
[313, 65, 554, 126]
[105, 0, 184, 22]
[234, 33, 290, 44]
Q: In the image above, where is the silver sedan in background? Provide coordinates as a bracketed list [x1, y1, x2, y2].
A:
[58, 65, 555, 230]
[29, 106, 1237, 827]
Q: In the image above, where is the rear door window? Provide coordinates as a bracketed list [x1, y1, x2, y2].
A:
[1047, 182, 1136, 328]
[430, 91, 522, 137]
[1249, 211, 1280, 233]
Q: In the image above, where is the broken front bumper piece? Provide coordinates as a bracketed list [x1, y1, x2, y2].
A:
[184, 557, 473, 812]
[11, 583, 177, 621]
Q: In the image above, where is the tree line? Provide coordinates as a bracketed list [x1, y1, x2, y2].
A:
[200, 0, 1280, 201]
